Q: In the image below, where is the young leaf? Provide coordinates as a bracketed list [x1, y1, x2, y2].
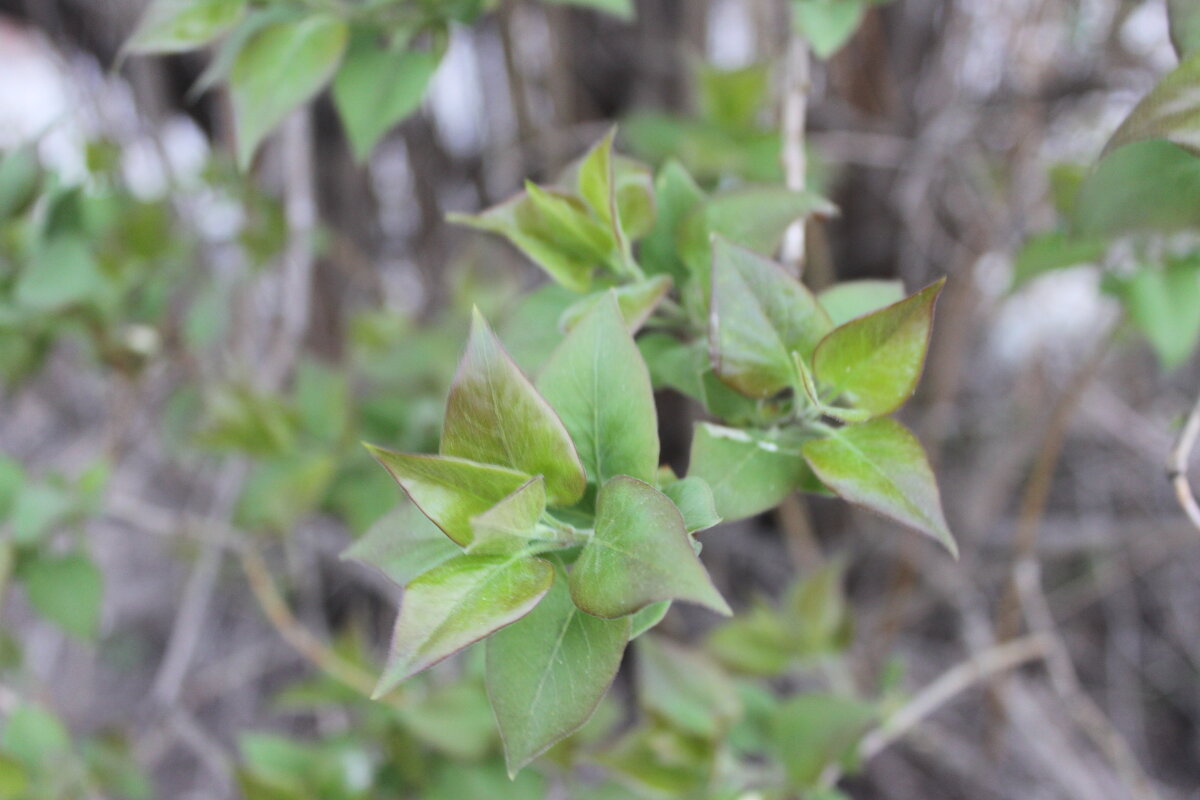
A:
[366, 445, 532, 547]
[374, 553, 554, 696]
[570, 476, 731, 618]
[641, 159, 705, 281]
[678, 186, 837, 285]
[802, 418, 956, 555]
[660, 476, 722, 533]
[558, 275, 672, 334]
[1104, 50, 1200, 157]
[523, 182, 616, 262]
[770, 693, 877, 789]
[537, 293, 660, 485]
[688, 423, 820, 522]
[636, 637, 742, 741]
[709, 237, 832, 397]
[442, 309, 586, 506]
[449, 194, 599, 293]
[333, 34, 441, 162]
[486, 561, 630, 775]
[341, 502, 462, 586]
[21, 553, 103, 640]
[127, 0, 246, 54]
[817, 280, 905, 327]
[629, 601, 670, 640]
[468, 477, 547, 555]
[1108, 257, 1200, 370]
[812, 279, 944, 417]
[791, 0, 867, 59]
[230, 15, 348, 168]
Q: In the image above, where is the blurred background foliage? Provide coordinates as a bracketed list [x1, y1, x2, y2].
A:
[0, 0, 1199, 798]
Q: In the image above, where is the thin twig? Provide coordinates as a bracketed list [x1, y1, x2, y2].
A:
[1167, 390, 1200, 532]
[859, 634, 1051, 761]
[781, 33, 810, 274]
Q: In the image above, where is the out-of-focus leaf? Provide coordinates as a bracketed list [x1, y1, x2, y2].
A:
[688, 423, 821, 522]
[15, 237, 103, 312]
[698, 62, 769, 131]
[1011, 232, 1106, 290]
[21, 553, 103, 640]
[558, 275, 672, 333]
[541, 0, 634, 20]
[1169, 0, 1200, 58]
[374, 553, 554, 695]
[791, 0, 866, 59]
[487, 561, 629, 775]
[400, 680, 496, 760]
[537, 294, 659, 485]
[817, 280, 905, 326]
[1074, 141, 1200, 235]
[441, 309, 586, 506]
[1107, 256, 1200, 370]
[802, 418, 956, 555]
[570, 476, 730, 619]
[597, 723, 714, 797]
[1104, 50, 1200, 156]
[127, 0, 246, 54]
[340, 501, 461, 586]
[0, 146, 42, 220]
[770, 693, 877, 789]
[811, 279, 943, 418]
[10, 483, 70, 544]
[636, 636, 742, 740]
[234, 452, 335, 531]
[709, 237, 832, 397]
[640, 160, 705, 281]
[499, 283, 579, 374]
[426, 758, 547, 800]
[333, 34, 440, 161]
[230, 15, 348, 168]
[707, 601, 794, 676]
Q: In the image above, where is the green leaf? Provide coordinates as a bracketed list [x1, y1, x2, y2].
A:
[770, 693, 877, 788]
[537, 293, 659, 485]
[597, 722, 714, 797]
[21, 553, 103, 640]
[791, 0, 867, 59]
[230, 15, 348, 168]
[1, 706, 70, 764]
[709, 237, 832, 398]
[1011, 232, 1106, 290]
[294, 359, 348, 445]
[0, 457, 23, 519]
[1108, 257, 1200, 370]
[234, 452, 336, 531]
[441, 309, 586, 506]
[688, 422, 820, 522]
[449, 193, 602, 292]
[127, 0, 246, 54]
[1104, 50, 1200, 157]
[468, 476, 547, 555]
[15, 237, 103, 312]
[374, 553, 554, 695]
[802, 418, 956, 555]
[366, 446, 532, 547]
[678, 186, 837, 286]
[636, 636, 742, 740]
[333, 34, 440, 161]
[0, 754, 29, 799]
[817, 280, 905, 326]
[698, 62, 770, 131]
[486, 561, 630, 775]
[1169, 0, 1200, 58]
[523, 182, 616, 259]
[400, 680, 497, 760]
[660, 476, 721, 533]
[812, 278, 943, 417]
[541, 0, 635, 20]
[340, 501, 461, 586]
[1074, 141, 1200, 235]
[629, 601, 670, 640]
[0, 145, 42, 220]
[10, 482, 70, 544]
[558, 275, 672, 334]
[499, 284, 580, 374]
[784, 560, 852, 655]
[706, 601, 795, 676]
[640, 159, 705, 281]
[570, 476, 730, 618]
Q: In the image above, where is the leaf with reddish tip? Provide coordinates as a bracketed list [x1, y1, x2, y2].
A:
[709, 237, 832, 398]
[486, 561, 629, 776]
[442, 309, 586, 506]
[366, 445, 531, 547]
[374, 554, 554, 697]
[801, 418, 956, 556]
[812, 279, 943, 418]
[570, 476, 731, 619]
